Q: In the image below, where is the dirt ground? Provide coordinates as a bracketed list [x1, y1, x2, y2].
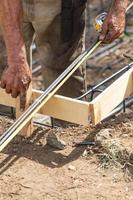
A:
[0, 1, 133, 200]
[0, 111, 133, 200]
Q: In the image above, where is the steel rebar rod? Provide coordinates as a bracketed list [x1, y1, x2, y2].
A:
[126, 2, 133, 11]
[77, 62, 133, 100]
[103, 96, 133, 121]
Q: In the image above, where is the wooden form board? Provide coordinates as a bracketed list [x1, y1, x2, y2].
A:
[32, 90, 90, 126]
[0, 88, 90, 126]
[0, 68, 132, 131]
[90, 68, 133, 125]
[0, 88, 16, 107]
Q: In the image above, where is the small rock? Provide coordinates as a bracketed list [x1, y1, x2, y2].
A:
[122, 134, 128, 138]
[51, 161, 58, 166]
[46, 131, 66, 150]
[68, 165, 76, 171]
[125, 187, 129, 192]
[95, 128, 113, 146]
[82, 149, 88, 157]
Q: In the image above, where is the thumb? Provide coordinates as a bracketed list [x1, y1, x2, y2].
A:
[99, 22, 108, 41]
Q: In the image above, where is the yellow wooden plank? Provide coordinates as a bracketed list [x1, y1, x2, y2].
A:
[90, 68, 133, 125]
[0, 88, 16, 107]
[0, 68, 133, 127]
[0, 88, 90, 126]
[32, 90, 90, 126]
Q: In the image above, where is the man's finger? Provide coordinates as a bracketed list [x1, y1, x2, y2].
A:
[20, 91, 27, 111]
[11, 80, 20, 98]
[0, 80, 6, 89]
[11, 89, 19, 98]
[5, 84, 12, 94]
[99, 21, 109, 41]
[103, 30, 120, 43]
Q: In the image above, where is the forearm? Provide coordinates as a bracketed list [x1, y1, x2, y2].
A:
[111, 0, 128, 12]
[0, 0, 26, 64]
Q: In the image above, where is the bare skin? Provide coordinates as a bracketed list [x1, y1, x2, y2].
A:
[99, 0, 128, 43]
[0, 0, 128, 109]
[0, 0, 31, 110]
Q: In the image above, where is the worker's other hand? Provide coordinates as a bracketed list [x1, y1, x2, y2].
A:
[99, 9, 126, 43]
[0, 60, 31, 110]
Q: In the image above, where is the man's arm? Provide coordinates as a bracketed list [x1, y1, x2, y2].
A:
[99, 0, 128, 43]
[0, 0, 31, 110]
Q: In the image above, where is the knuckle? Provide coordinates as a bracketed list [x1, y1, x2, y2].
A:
[7, 80, 13, 86]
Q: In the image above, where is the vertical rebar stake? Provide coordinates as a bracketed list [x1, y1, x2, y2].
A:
[123, 100, 126, 113]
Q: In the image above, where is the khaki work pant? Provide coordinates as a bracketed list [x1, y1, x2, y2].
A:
[0, 0, 87, 98]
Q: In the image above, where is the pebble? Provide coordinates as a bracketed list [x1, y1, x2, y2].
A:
[51, 161, 58, 166]
[68, 165, 76, 171]
[46, 131, 66, 150]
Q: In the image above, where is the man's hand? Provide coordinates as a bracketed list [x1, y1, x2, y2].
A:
[99, 0, 128, 43]
[0, 60, 31, 110]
